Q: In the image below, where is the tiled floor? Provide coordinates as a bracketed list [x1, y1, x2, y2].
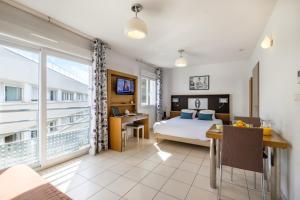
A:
[39, 135, 270, 200]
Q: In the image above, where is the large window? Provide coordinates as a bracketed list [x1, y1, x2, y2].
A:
[46, 54, 91, 160]
[0, 44, 39, 169]
[141, 77, 156, 106]
[5, 86, 22, 101]
[0, 41, 91, 170]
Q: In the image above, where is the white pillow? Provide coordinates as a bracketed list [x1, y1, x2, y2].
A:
[181, 109, 197, 119]
[199, 110, 216, 120]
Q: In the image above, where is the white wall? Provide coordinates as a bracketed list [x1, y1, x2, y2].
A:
[162, 60, 249, 117]
[246, 0, 300, 199]
[106, 50, 157, 127]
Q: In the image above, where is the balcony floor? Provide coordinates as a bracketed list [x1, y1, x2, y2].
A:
[39, 133, 270, 200]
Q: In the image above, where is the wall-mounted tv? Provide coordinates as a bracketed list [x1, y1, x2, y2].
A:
[116, 78, 134, 95]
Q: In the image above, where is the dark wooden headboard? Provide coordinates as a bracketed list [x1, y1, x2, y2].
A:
[170, 94, 231, 124]
[171, 94, 230, 113]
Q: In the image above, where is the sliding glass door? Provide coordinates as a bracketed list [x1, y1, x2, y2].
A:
[0, 40, 92, 169]
[46, 54, 91, 160]
[0, 43, 40, 169]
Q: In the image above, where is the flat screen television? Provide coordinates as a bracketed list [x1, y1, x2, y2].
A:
[116, 78, 134, 95]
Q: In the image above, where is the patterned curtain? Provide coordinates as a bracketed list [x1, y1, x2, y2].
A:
[156, 68, 163, 121]
[89, 39, 108, 155]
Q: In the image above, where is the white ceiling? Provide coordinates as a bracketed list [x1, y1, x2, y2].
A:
[14, 0, 276, 67]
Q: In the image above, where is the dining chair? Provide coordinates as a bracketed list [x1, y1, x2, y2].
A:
[234, 116, 261, 127]
[232, 116, 268, 190]
[218, 126, 265, 200]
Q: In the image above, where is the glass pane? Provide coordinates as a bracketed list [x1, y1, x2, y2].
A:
[0, 44, 39, 169]
[5, 86, 22, 101]
[149, 80, 156, 106]
[141, 78, 148, 105]
[46, 55, 91, 159]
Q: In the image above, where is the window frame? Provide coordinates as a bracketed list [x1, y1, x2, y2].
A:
[0, 38, 93, 169]
[140, 76, 156, 107]
[4, 84, 23, 102]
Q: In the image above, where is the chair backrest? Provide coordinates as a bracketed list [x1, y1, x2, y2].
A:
[234, 116, 261, 127]
[221, 126, 263, 173]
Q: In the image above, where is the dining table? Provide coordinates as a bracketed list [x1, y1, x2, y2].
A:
[206, 124, 290, 200]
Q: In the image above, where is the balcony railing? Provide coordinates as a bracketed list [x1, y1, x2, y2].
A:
[0, 127, 90, 169]
[0, 137, 39, 169]
[0, 106, 91, 170]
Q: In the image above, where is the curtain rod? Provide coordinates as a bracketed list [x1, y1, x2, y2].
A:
[2, 0, 95, 41]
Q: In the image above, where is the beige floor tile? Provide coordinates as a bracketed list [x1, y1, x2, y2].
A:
[123, 184, 158, 200]
[67, 181, 102, 200]
[193, 174, 217, 193]
[171, 169, 196, 185]
[106, 177, 137, 196]
[152, 164, 176, 177]
[109, 163, 133, 175]
[198, 165, 210, 177]
[163, 157, 183, 168]
[138, 160, 159, 171]
[248, 189, 270, 200]
[90, 171, 120, 187]
[179, 161, 200, 173]
[161, 179, 190, 200]
[124, 167, 150, 181]
[77, 165, 105, 179]
[186, 187, 217, 200]
[219, 182, 249, 200]
[123, 157, 144, 166]
[222, 169, 247, 188]
[53, 174, 87, 193]
[141, 172, 168, 190]
[201, 159, 210, 167]
[153, 192, 179, 200]
[184, 156, 204, 165]
[88, 188, 120, 200]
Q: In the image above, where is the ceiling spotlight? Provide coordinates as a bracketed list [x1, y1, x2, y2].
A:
[175, 49, 187, 67]
[125, 3, 148, 39]
[261, 35, 273, 49]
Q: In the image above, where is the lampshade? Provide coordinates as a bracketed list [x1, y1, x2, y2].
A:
[261, 36, 273, 49]
[125, 17, 147, 39]
[174, 49, 187, 67]
[175, 57, 187, 67]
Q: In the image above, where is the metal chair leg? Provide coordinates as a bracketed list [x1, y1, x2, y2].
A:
[218, 165, 223, 200]
[261, 173, 265, 200]
[231, 168, 233, 182]
[254, 172, 256, 189]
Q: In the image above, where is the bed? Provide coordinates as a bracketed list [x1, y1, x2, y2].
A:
[153, 116, 223, 147]
[0, 165, 71, 200]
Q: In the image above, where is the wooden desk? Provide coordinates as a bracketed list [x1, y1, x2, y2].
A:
[206, 125, 290, 200]
[109, 114, 149, 152]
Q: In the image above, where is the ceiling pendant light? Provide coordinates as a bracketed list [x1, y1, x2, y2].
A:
[125, 3, 147, 39]
[175, 49, 187, 67]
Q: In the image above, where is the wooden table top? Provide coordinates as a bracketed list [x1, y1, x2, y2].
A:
[206, 125, 290, 149]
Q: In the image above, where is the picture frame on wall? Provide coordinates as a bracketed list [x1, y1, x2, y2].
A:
[189, 75, 210, 90]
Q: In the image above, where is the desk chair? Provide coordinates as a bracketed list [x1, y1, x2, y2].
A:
[218, 126, 265, 200]
[126, 124, 144, 142]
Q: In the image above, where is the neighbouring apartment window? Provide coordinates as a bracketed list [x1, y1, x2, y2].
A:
[76, 93, 84, 101]
[4, 134, 17, 143]
[141, 77, 156, 106]
[31, 86, 38, 101]
[5, 86, 22, 101]
[62, 91, 74, 101]
[48, 120, 57, 132]
[49, 90, 57, 101]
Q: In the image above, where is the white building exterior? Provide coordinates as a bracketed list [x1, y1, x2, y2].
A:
[0, 46, 90, 149]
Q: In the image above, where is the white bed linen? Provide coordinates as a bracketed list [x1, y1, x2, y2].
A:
[153, 116, 222, 141]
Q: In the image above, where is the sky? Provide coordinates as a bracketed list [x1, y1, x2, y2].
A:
[4, 46, 90, 85]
